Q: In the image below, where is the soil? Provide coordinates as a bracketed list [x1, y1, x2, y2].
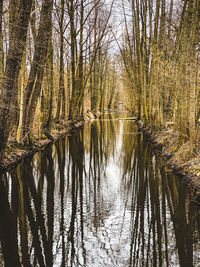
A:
[136, 120, 200, 204]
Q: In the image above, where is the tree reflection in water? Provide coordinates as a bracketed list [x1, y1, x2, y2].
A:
[0, 116, 199, 266]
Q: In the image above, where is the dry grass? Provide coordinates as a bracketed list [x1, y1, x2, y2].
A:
[149, 126, 200, 184]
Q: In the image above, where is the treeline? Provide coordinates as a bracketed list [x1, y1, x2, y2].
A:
[0, 0, 118, 156]
[120, 0, 200, 152]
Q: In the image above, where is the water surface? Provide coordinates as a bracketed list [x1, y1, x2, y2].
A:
[0, 114, 200, 266]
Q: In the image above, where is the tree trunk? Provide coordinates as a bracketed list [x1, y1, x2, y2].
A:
[91, 2, 98, 113]
[44, 35, 54, 134]
[68, 0, 77, 120]
[16, 50, 26, 142]
[189, 0, 199, 153]
[0, 0, 3, 82]
[167, 0, 173, 39]
[20, 0, 53, 144]
[77, 0, 84, 118]
[40, 32, 53, 136]
[55, 0, 65, 122]
[0, 0, 32, 155]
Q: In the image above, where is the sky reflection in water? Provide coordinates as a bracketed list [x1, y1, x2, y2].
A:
[0, 114, 200, 267]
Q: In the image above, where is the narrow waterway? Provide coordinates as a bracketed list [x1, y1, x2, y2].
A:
[0, 114, 200, 267]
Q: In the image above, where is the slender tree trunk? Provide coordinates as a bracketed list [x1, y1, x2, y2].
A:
[17, 50, 26, 142]
[77, 0, 84, 118]
[168, 0, 173, 39]
[44, 35, 54, 135]
[30, 0, 36, 47]
[91, 2, 98, 113]
[55, 0, 65, 122]
[68, 0, 77, 120]
[66, 61, 71, 117]
[159, 0, 165, 48]
[154, 0, 161, 43]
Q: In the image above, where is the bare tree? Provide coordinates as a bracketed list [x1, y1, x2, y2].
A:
[0, 0, 32, 156]
[18, 0, 53, 144]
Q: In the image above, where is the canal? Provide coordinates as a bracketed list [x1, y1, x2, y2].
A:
[0, 114, 200, 266]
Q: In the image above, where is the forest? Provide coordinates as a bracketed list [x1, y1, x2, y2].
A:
[0, 1, 200, 266]
[0, 0, 199, 158]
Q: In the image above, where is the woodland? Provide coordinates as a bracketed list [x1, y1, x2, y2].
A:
[0, 0, 199, 160]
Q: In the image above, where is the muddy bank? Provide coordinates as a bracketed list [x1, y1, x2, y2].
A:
[136, 120, 200, 202]
[0, 119, 87, 173]
[0, 111, 101, 173]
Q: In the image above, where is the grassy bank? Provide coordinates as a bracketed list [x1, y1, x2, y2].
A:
[137, 120, 200, 202]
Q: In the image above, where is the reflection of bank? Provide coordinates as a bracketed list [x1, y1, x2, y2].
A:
[121, 122, 199, 267]
[0, 116, 199, 266]
[0, 150, 56, 267]
[0, 172, 21, 266]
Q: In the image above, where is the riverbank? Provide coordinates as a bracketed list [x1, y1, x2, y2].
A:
[2, 113, 200, 203]
[0, 119, 87, 173]
[136, 120, 200, 202]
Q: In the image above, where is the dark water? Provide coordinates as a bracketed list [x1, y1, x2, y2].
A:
[0, 114, 200, 267]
